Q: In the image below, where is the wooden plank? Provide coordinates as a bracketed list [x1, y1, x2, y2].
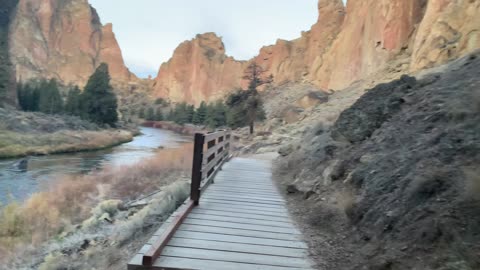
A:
[200, 196, 285, 208]
[190, 133, 205, 205]
[205, 189, 283, 199]
[167, 237, 308, 258]
[201, 198, 287, 209]
[186, 213, 293, 228]
[173, 208, 291, 223]
[152, 256, 311, 270]
[210, 184, 277, 192]
[142, 200, 195, 266]
[202, 151, 226, 174]
[214, 181, 276, 188]
[182, 218, 301, 235]
[195, 204, 290, 218]
[198, 200, 290, 215]
[191, 208, 291, 222]
[206, 192, 283, 200]
[174, 231, 307, 249]
[160, 246, 312, 268]
[206, 187, 282, 196]
[202, 193, 285, 203]
[203, 141, 225, 162]
[178, 224, 301, 241]
[215, 175, 273, 181]
[204, 130, 227, 142]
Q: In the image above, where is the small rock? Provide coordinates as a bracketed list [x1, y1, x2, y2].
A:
[303, 190, 316, 200]
[286, 184, 299, 194]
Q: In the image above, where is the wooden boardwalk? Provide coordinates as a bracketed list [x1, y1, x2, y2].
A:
[128, 157, 313, 270]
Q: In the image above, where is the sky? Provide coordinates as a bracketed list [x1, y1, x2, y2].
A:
[89, 0, 321, 78]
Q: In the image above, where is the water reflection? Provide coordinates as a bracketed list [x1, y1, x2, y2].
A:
[0, 127, 190, 204]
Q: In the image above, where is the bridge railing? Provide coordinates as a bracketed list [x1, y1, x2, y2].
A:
[142, 130, 231, 266]
[191, 130, 231, 205]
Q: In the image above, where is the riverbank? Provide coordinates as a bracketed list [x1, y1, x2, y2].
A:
[0, 144, 193, 269]
[143, 120, 204, 136]
[0, 108, 135, 159]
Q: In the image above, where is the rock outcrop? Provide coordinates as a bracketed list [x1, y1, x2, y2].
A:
[256, 0, 479, 91]
[0, 0, 19, 106]
[9, 0, 134, 87]
[152, 33, 247, 106]
[313, 0, 426, 90]
[255, 0, 345, 85]
[410, 0, 480, 71]
[7, 0, 479, 105]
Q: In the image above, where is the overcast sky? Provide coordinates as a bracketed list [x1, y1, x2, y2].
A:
[89, 0, 325, 78]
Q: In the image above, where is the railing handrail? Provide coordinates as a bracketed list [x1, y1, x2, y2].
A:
[191, 129, 231, 205]
[142, 129, 232, 266]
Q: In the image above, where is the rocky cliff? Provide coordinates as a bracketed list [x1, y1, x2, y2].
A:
[152, 33, 247, 106]
[153, 0, 479, 104]
[255, 0, 345, 86]
[6, 0, 479, 105]
[9, 0, 135, 87]
[0, 0, 18, 106]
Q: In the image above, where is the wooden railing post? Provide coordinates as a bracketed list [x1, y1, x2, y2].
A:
[191, 133, 205, 205]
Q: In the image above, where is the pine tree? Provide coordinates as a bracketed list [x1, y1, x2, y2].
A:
[81, 63, 118, 125]
[146, 107, 155, 121]
[155, 107, 164, 121]
[243, 62, 273, 91]
[172, 102, 189, 124]
[38, 79, 63, 115]
[138, 108, 145, 119]
[65, 86, 82, 116]
[186, 105, 195, 123]
[225, 88, 266, 134]
[193, 101, 207, 125]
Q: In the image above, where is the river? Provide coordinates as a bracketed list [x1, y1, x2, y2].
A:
[0, 127, 191, 204]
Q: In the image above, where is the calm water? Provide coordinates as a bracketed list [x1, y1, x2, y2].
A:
[0, 127, 191, 204]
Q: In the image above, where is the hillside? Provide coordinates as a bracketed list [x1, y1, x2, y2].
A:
[245, 51, 480, 269]
[0, 108, 134, 158]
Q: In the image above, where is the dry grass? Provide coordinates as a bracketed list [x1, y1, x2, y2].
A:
[0, 144, 192, 256]
[334, 189, 356, 219]
[0, 130, 134, 158]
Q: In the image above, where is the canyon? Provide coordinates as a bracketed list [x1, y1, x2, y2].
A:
[4, 0, 480, 105]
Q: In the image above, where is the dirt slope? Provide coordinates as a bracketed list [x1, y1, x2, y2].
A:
[273, 51, 480, 269]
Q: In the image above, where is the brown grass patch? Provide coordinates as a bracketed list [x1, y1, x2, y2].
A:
[0, 144, 192, 254]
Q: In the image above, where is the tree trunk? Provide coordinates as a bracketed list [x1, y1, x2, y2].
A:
[249, 121, 254, 135]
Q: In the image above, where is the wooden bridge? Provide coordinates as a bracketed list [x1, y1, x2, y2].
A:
[128, 130, 313, 270]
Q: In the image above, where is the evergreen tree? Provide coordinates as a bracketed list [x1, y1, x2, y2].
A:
[172, 102, 189, 124]
[243, 62, 273, 91]
[17, 82, 26, 110]
[155, 107, 164, 121]
[205, 101, 227, 129]
[65, 86, 82, 116]
[225, 88, 266, 134]
[38, 79, 63, 114]
[193, 101, 207, 125]
[138, 108, 145, 119]
[166, 108, 173, 121]
[81, 63, 118, 125]
[186, 105, 195, 123]
[146, 107, 155, 121]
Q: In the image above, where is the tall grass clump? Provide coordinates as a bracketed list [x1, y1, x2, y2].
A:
[0, 144, 192, 258]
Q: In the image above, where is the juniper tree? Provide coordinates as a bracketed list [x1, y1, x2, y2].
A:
[81, 63, 118, 125]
